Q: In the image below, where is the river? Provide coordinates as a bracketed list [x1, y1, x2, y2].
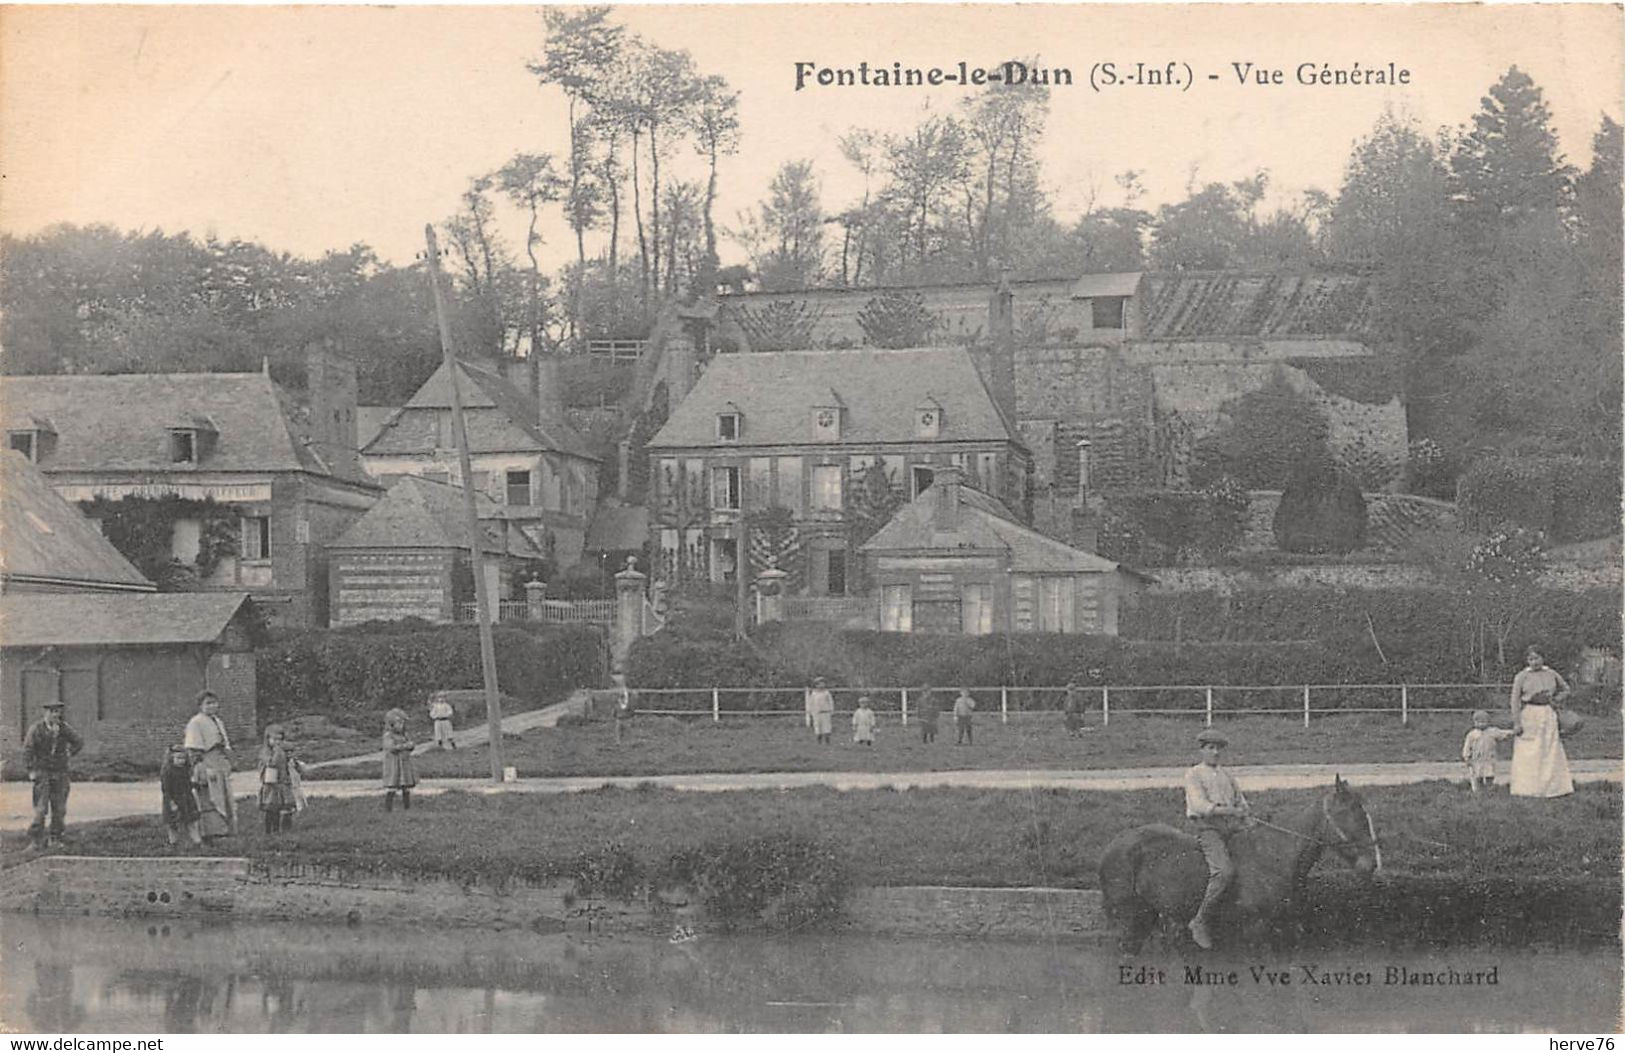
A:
[1, 915, 1617, 1033]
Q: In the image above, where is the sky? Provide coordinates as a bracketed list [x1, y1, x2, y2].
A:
[2, 4, 1620, 270]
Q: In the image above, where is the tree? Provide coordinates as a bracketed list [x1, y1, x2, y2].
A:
[958, 64, 1051, 279]
[687, 74, 740, 292]
[1273, 460, 1368, 555]
[734, 160, 826, 290]
[496, 153, 567, 358]
[1147, 173, 1320, 271]
[1191, 373, 1333, 490]
[882, 115, 971, 275]
[1449, 67, 1576, 238]
[857, 291, 942, 348]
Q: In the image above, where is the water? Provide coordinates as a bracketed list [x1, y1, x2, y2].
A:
[1, 915, 1617, 1033]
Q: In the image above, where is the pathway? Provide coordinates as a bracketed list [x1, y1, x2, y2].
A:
[3, 756, 1617, 832]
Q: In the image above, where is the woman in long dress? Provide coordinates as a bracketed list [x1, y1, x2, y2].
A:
[183, 691, 237, 838]
[1508, 647, 1574, 798]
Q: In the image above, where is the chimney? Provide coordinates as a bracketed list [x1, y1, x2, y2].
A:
[935, 464, 962, 532]
[305, 340, 359, 477]
[665, 333, 698, 405]
[978, 275, 1018, 429]
[1071, 505, 1099, 553]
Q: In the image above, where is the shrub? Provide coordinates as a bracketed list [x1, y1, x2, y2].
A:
[857, 291, 942, 349]
[257, 624, 605, 726]
[1458, 455, 1619, 542]
[663, 834, 849, 931]
[1274, 462, 1367, 554]
[1192, 374, 1331, 490]
[1097, 485, 1248, 566]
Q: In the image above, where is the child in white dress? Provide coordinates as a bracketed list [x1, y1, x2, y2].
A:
[1462, 709, 1515, 793]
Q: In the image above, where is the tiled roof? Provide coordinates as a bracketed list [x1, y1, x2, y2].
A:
[862, 482, 1126, 575]
[0, 372, 341, 475]
[0, 592, 248, 647]
[1140, 272, 1374, 339]
[0, 451, 154, 591]
[365, 359, 598, 461]
[327, 475, 540, 557]
[649, 348, 1014, 449]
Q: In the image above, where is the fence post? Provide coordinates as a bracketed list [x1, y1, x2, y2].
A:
[1205, 686, 1214, 727]
[901, 689, 909, 727]
[1303, 685, 1311, 728]
[1001, 687, 1009, 725]
[1400, 684, 1409, 726]
[712, 688, 720, 724]
[1102, 686, 1110, 727]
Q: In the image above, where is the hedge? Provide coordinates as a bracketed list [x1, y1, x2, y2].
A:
[258, 623, 606, 726]
[1458, 456, 1621, 542]
[625, 588, 1622, 696]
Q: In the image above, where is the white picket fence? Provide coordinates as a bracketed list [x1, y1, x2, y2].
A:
[456, 599, 616, 626]
[615, 682, 1525, 725]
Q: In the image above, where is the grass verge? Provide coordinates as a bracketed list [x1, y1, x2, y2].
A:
[309, 711, 1623, 781]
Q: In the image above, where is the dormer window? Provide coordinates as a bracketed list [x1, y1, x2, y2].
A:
[167, 416, 217, 465]
[8, 418, 56, 463]
[716, 405, 742, 442]
[915, 398, 943, 439]
[169, 429, 198, 464]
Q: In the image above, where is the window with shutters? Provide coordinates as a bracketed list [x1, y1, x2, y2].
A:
[1038, 576, 1075, 632]
[776, 457, 803, 513]
[711, 466, 741, 510]
[961, 584, 994, 635]
[811, 465, 842, 511]
[240, 516, 271, 561]
[881, 585, 912, 632]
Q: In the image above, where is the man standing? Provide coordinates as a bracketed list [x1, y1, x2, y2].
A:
[1183, 728, 1250, 950]
[24, 700, 83, 850]
[805, 677, 835, 745]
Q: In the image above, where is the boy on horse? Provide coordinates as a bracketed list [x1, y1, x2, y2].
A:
[1184, 728, 1251, 949]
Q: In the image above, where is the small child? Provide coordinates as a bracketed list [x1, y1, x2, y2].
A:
[428, 695, 457, 750]
[382, 708, 419, 812]
[953, 689, 976, 745]
[852, 696, 877, 746]
[1462, 709, 1516, 793]
[159, 744, 201, 847]
[257, 724, 305, 834]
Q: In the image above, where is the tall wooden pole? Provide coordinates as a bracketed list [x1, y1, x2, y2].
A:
[424, 224, 505, 782]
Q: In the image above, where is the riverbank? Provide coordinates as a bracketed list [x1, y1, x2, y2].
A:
[6, 781, 1618, 948]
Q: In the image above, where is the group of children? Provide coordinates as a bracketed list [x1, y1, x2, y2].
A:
[158, 720, 309, 846]
[806, 679, 978, 747]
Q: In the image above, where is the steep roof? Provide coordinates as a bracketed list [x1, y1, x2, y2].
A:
[861, 482, 1129, 575]
[0, 371, 363, 478]
[327, 475, 541, 557]
[649, 348, 1015, 449]
[1140, 272, 1375, 339]
[0, 451, 155, 592]
[364, 359, 598, 461]
[0, 592, 248, 647]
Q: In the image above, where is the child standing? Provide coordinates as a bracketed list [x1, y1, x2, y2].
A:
[916, 685, 940, 744]
[852, 696, 878, 746]
[159, 744, 201, 847]
[1462, 709, 1516, 793]
[953, 689, 976, 745]
[805, 677, 835, 745]
[381, 708, 419, 812]
[428, 695, 457, 750]
[257, 724, 305, 834]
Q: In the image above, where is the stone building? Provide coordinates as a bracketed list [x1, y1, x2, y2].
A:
[326, 475, 546, 626]
[0, 450, 256, 769]
[860, 466, 1148, 634]
[361, 357, 601, 572]
[1, 346, 381, 627]
[645, 345, 1031, 595]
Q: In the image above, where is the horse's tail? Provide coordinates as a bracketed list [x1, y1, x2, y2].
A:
[1098, 830, 1146, 924]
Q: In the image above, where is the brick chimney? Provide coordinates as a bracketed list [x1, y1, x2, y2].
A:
[305, 340, 359, 477]
[935, 463, 962, 532]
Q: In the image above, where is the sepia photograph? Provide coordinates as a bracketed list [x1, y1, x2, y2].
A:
[0, 2, 1620, 1037]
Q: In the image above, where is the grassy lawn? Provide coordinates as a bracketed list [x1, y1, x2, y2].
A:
[25, 780, 1621, 894]
[309, 710, 1623, 781]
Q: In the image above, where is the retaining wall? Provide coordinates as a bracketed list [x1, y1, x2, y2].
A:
[0, 856, 1108, 941]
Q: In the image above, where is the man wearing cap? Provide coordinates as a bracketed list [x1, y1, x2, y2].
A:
[805, 677, 835, 745]
[23, 701, 84, 850]
[1184, 728, 1250, 949]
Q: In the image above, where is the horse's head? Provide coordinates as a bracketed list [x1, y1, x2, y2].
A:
[1322, 775, 1382, 878]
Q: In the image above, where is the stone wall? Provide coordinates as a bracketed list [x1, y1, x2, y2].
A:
[1, 856, 1114, 942]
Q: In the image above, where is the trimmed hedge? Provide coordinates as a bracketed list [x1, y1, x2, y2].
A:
[626, 587, 1622, 695]
[1098, 484, 1249, 565]
[1458, 456, 1621, 542]
[258, 623, 605, 726]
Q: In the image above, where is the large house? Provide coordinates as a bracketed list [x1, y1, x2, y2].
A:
[645, 345, 1031, 595]
[361, 357, 602, 571]
[1, 346, 381, 627]
[0, 451, 257, 770]
[860, 465, 1147, 635]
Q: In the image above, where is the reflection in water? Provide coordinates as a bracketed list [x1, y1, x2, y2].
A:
[0, 914, 1617, 1033]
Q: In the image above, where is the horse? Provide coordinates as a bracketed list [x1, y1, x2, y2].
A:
[1098, 776, 1382, 954]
